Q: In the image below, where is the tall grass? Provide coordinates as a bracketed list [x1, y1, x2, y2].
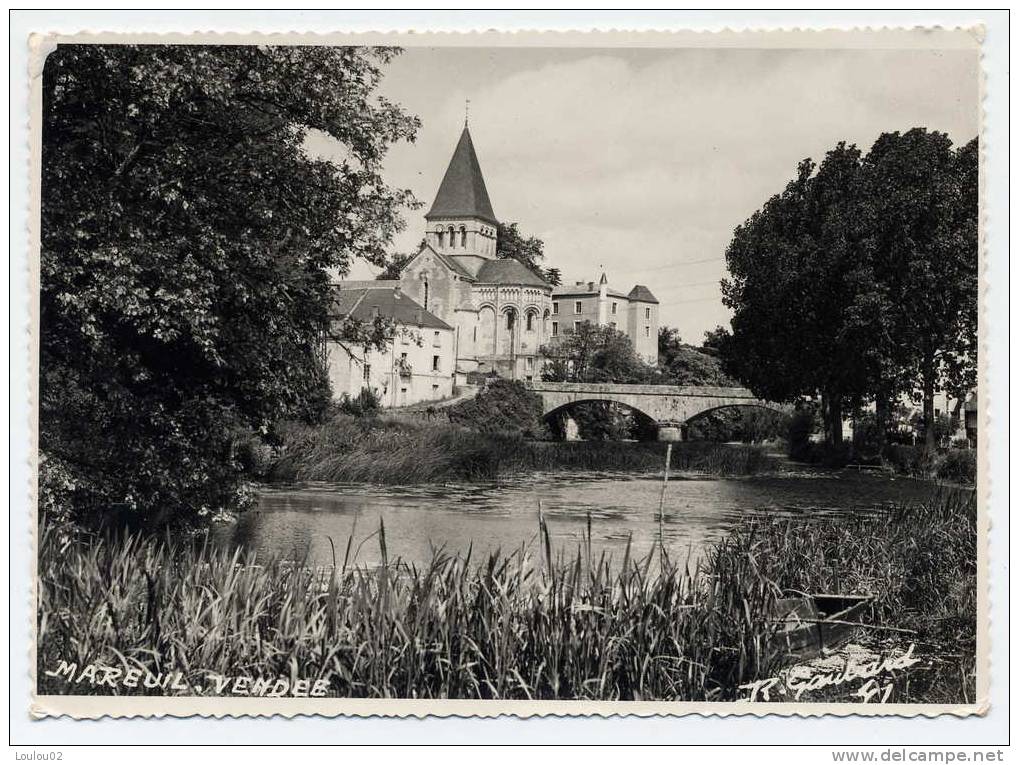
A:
[37, 490, 975, 702]
[267, 413, 777, 483]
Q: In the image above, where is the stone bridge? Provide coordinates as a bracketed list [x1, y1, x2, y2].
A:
[524, 381, 787, 439]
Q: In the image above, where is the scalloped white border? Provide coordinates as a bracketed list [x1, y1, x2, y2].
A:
[23, 25, 989, 722]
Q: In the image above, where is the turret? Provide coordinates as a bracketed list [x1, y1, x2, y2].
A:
[424, 126, 499, 276]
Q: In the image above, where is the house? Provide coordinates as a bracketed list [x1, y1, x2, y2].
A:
[549, 274, 660, 364]
[325, 285, 456, 408]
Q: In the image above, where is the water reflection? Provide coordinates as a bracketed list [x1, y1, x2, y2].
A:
[214, 471, 936, 570]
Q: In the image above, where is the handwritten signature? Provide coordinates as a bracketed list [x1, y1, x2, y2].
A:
[738, 643, 922, 702]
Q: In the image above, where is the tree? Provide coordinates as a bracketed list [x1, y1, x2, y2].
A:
[701, 326, 730, 358]
[722, 144, 882, 446]
[40, 45, 419, 528]
[721, 130, 977, 451]
[864, 130, 978, 450]
[496, 221, 545, 273]
[658, 326, 737, 386]
[543, 266, 562, 287]
[376, 250, 417, 280]
[541, 321, 654, 384]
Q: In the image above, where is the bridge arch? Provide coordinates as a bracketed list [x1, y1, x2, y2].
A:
[543, 398, 660, 441]
[526, 381, 788, 439]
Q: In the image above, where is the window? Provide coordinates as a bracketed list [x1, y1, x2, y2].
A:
[473, 326, 477, 342]
[433, 330, 440, 347]
[552, 321, 558, 337]
[401, 352, 408, 362]
[437, 229, 444, 248]
[525, 375, 533, 382]
[526, 312, 534, 331]
[644, 326, 650, 337]
[611, 302, 617, 315]
[574, 301, 582, 314]
[423, 279, 429, 310]
[506, 310, 516, 330]
[574, 321, 582, 332]
[525, 357, 534, 371]
[432, 355, 440, 372]
[363, 364, 371, 383]
[460, 226, 467, 247]
[433, 384, 439, 392]
[645, 307, 651, 319]
[552, 301, 559, 315]
[448, 226, 455, 247]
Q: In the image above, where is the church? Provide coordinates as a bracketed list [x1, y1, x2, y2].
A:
[326, 125, 658, 407]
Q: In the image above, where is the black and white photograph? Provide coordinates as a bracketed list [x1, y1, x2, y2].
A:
[28, 27, 986, 721]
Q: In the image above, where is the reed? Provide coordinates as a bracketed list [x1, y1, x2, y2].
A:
[267, 414, 778, 483]
[37, 490, 975, 702]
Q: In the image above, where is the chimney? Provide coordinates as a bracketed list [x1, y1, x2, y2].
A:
[393, 284, 402, 299]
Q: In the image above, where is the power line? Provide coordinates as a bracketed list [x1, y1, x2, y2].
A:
[630, 256, 725, 274]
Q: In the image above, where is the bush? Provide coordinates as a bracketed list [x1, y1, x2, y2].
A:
[446, 379, 549, 439]
[337, 387, 381, 417]
[883, 444, 937, 478]
[787, 408, 817, 460]
[936, 449, 977, 484]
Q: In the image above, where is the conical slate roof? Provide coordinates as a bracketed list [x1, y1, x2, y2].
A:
[425, 127, 498, 225]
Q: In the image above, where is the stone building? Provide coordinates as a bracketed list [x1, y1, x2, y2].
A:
[549, 274, 659, 364]
[395, 125, 554, 383]
[328, 123, 663, 406]
[325, 285, 456, 407]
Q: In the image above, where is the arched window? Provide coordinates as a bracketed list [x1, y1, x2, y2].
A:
[436, 228, 444, 248]
[506, 309, 516, 331]
[460, 226, 467, 247]
[525, 311, 535, 331]
[423, 279, 429, 310]
[448, 226, 456, 248]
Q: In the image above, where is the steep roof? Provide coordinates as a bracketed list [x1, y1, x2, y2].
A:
[475, 258, 550, 287]
[627, 285, 659, 304]
[553, 282, 630, 300]
[413, 243, 476, 281]
[425, 127, 498, 225]
[332, 286, 452, 331]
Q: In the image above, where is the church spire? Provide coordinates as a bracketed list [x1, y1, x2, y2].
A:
[425, 126, 498, 226]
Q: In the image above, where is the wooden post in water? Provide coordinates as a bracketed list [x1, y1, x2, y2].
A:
[658, 442, 672, 555]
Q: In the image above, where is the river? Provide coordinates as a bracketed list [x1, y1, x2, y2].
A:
[214, 468, 938, 571]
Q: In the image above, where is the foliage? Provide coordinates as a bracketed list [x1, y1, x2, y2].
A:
[446, 379, 549, 438]
[337, 387, 382, 417]
[269, 415, 777, 483]
[40, 45, 418, 528]
[721, 130, 977, 450]
[496, 221, 546, 274]
[542, 322, 655, 384]
[39, 491, 972, 703]
[787, 407, 818, 461]
[543, 267, 563, 287]
[687, 407, 789, 444]
[658, 326, 737, 386]
[375, 249, 418, 280]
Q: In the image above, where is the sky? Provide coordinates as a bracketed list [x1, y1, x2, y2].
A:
[312, 45, 979, 343]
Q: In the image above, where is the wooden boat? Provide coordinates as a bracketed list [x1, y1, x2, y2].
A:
[768, 593, 872, 662]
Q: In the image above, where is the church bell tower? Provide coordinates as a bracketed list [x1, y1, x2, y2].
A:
[424, 125, 498, 277]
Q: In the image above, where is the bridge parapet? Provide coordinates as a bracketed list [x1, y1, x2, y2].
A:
[525, 381, 760, 399]
[524, 380, 786, 425]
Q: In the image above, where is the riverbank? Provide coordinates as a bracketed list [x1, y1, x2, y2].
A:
[38, 489, 974, 702]
[263, 413, 778, 484]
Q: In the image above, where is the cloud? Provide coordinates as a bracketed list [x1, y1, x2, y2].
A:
[339, 46, 979, 342]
